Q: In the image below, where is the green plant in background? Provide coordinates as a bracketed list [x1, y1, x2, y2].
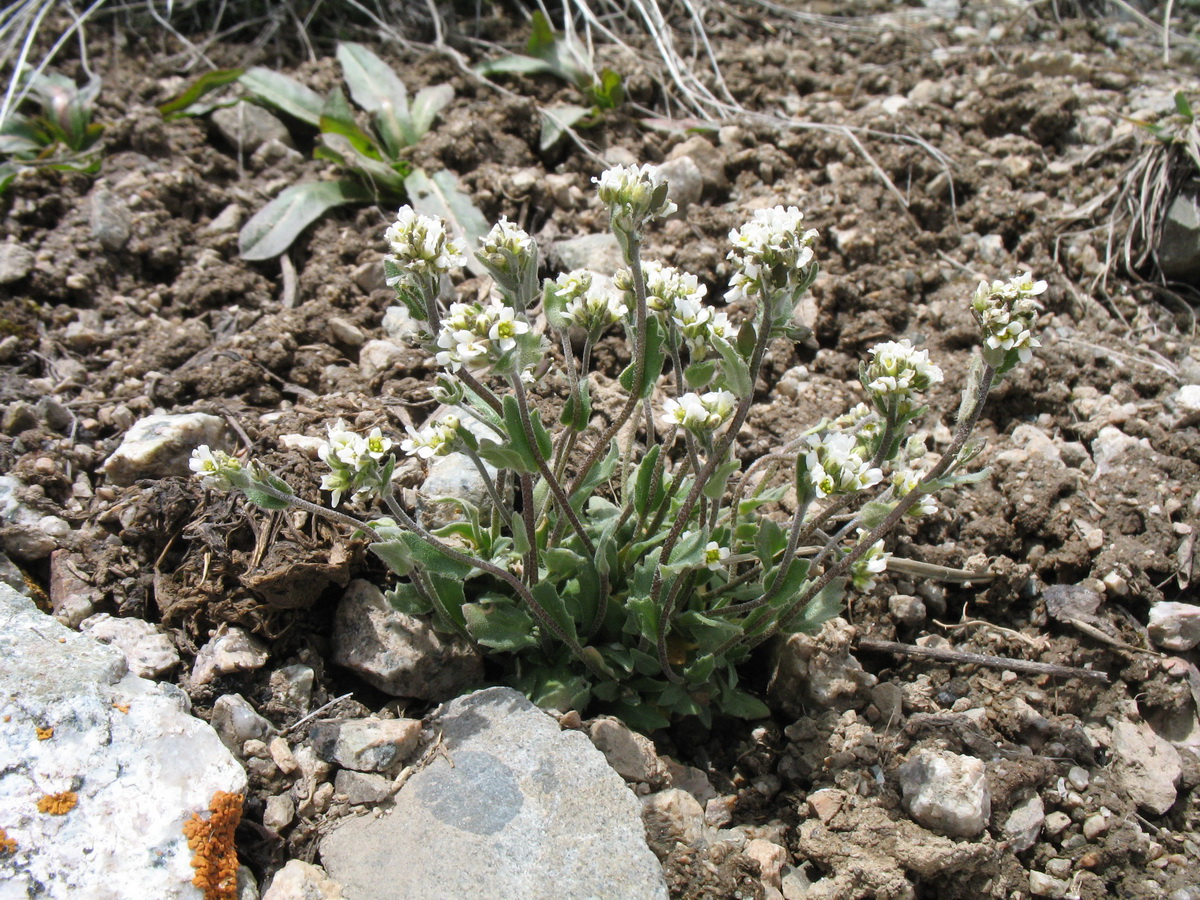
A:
[192, 164, 1044, 731]
[160, 42, 480, 262]
[0, 70, 103, 192]
[476, 10, 624, 150]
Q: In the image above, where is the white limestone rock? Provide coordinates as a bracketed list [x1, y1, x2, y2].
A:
[898, 749, 991, 839]
[80, 612, 180, 678]
[102, 412, 231, 486]
[0, 583, 246, 899]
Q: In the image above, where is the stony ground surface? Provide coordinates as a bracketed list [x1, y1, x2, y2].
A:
[2, 1, 1200, 898]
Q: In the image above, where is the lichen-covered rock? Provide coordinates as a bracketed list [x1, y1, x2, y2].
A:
[311, 718, 422, 772]
[0, 583, 246, 899]
[262, 860, 346, 900]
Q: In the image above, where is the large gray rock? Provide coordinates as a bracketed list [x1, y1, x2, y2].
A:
[1110, 721, 1182, 814]
[331, 579, 482, 700]
[0, 583, 247, 899]
[552, 232, 624, 276]
[1158, 192, 1200, 282]
[102, 412, 231, 486]
[320, 687, 668, 900]
[212, 101, 294, 153]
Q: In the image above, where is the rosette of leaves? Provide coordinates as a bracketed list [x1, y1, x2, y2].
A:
[476, 10, 624, 151]
[160, 43, 485, 263]
[0, 71, 103, 192]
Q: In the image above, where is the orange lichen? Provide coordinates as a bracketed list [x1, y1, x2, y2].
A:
[37, 792, 77, 815]
[182, 791, 242, 900]
[113, 703, 130, 714]
[0, 828, 16, 854]
[35, 726, 53, 740]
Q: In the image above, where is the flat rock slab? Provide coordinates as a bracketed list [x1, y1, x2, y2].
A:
[320, 687, 668, 900]
[0, 583, 247, 899]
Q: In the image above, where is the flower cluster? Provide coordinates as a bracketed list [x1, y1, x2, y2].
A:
[318, 421, 394, 506]
[864, 339, 944, 410]
[478, 217, 537, 291]
[400, 415, 461, 459]
[834, 403, 883, 450]
[189, 446, 243, 490]
[617, 262, 733, 357]
[434, 299, 531, 373]
[804, 431, 883, 499]
[593, 164, 677, 233]
[554, 270, 628, 332]
[661, 390, 737, 433]
[384, 206, 467, 288]
[726, 206, 818, 303]
[971, 272, 1045, 369]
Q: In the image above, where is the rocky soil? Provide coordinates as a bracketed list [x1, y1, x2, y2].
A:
[2, 1, 1200, 898]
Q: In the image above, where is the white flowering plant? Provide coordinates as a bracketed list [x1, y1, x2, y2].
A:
[192, 164, 1044, 730]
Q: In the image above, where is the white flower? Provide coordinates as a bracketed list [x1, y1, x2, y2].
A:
[704, 541, 730, 571]
[384, 206, 467, 285]
[401, 415, 461, 459]
[662, 390, 736, 432]
[632, 261, 707, 315]
[865, 339, 944, 403]
[804, 432, 883, 499]
[320, 468, 353, 508]
[850, 529, 890, 590]
[364, 427, 393, 461]
[893, 466, 938, 518]
[971, 272, 1045, 367]
[562, 278, 628, 331]
[189, 445, 241, 490]
[318, 421, 367, 469]
[593, 163, 677, 230]
[478, 216, 535, 273]
[700, 390, 737, 428]
[487, 303, 530, 352]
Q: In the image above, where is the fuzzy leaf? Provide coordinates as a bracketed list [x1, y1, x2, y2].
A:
[463, 601, 537, 651]
[239, 67, 323, 127]
[540, 103, 591, 151]
[336, 42, 409, 115]
[158, 68, 244, 118]
[239, 179, 372, 260]
[409, 84, 454, 142]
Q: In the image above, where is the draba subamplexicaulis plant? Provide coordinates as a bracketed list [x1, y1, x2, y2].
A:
[191, 164, 1044, 731]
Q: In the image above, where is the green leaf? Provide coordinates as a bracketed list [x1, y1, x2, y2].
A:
[427, 573, 468, 633]
[588, 68, 625, 110]
[528, 10, 557, 57]
[404, 167, 490, 276]
[559, 378, 592, 432]
[0, 162, 20, 194]
[239, 179, 373, 260]
[683, 359, 717, 389]
[409, 84, 454, 142]
[477, 444, 532, 474]
[711, 333, 753, 398]
[735, 319, 757, 358]
[396, 531, 473, 580]
[626, 595, 661, 642]
[499, 394, 542, 474]
[662, 528, 708, 577]
[386, 581, 432, 615]
[701, 458, 740, 501]
[1175, 91, 1193, 120]
[754, 517, 786, 567]
[632, 444, 663, 517]
[786, 578, 845, 633]
[619, 316, 666, 399]
[239, 67, 323, 127]
[540, 103, 591, 151]
[370, 539, 415, 576]
[474, 55, 558, 78]
[719, 684, 771, 720]
[336, 42, 409, 115]
[158, 68, 245, 118]
[858, 500, 894, 529]
[531, 579, 578, 644]
[511, 512, 531, 556]
[767, 557, 811, 606]
[318, 132, 406, 194]
[319, 88, 376, 154]
[677, 611, 741, 654]
[463, 600, 537, 651]
[570, 438, 619, 514]
[242, 487, 293, 510]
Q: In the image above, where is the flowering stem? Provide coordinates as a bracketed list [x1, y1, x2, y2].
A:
[744, 360, 998, 651]
[240, 480, 383, 543]
[460, 444, 507, 517]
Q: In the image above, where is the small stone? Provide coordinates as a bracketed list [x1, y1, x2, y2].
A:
[89, 187, 132, 251]
[898, 749, 991, 839]
[332, 579, 483, 700]
[769, 618, 876, 715]
[262, 860, 346, 900]
[1044, 810, 1072, 836]
[328, 317, 366, 347]
[212, 101, 294, 153]
[745, 839, 787, 891]
[192, 625, 270, 685]
[334, 769, 396, 805]
[79, 613, 180, 678]
[667, 136, 728, 191]
[888, 594, 927, 626]
[705, 794, 736, 828]
[102, 412, 231, 486]
[270, 737, 299, 775]
[420, 452, 502, 523]
[1158, 192, 1200, 282]
[807, 788, 846, 824]
[589, 717, 664, 784]
[642, 788, 706, 853]
[0, 242, 34, 284]
[358, 339, 407, 380]
[1029, 870, 1067, 898]
[201, 203, 244, 236]
[311, 717, 422, 772]
[263, 793, 295, 831]
[1171, 384, 1200, 427]
[880, 95, 909, 116]
[1110, 720, 1182, 814]
[1148, 601, 1200, 651]
[1082, 813, 1108, 840]
[661, 757, 715, 805]
[1003, 793, 1045, 852]
[655, 156, 703, 216]
[2, 400, 38, 434]
[211, 693, 273, 751]
[552, 232, 623, 276]
[977, 234, 1006, 266]
[1067, 766, 1090, 791]
[270, 664, 315, 712]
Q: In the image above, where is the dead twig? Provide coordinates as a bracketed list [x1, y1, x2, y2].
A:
[857, 638, 1110, 683]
